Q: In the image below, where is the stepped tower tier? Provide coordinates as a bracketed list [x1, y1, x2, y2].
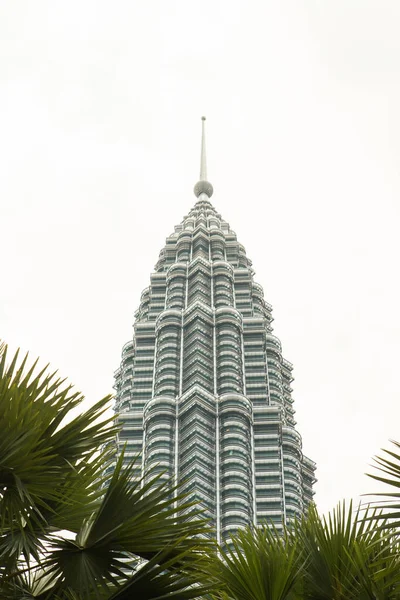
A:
[114, 119, 316, 543]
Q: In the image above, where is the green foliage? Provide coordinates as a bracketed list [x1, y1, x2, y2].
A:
[40, 452, 215, 599]
[0, 344, 215, 599]
[3, 340, 400, 599]
[0, 343, 116, 568]
[211, 525, 302, 600]
[297, 502, 400, 599]
[210, 503, 400, 600]
[368, 439, 400, 527]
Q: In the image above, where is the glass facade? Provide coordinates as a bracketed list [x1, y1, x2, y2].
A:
[114, 159, 316, 543]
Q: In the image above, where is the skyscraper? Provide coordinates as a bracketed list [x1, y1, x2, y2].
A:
[114, 118, 316, 543]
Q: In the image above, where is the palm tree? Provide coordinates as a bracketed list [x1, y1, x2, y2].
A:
[297, 502, 400, 600]
[369, 439, 400, 528]
[210, 525, 303, 600]
[0, 343, 216, 599]
[209, 502, 400, 600]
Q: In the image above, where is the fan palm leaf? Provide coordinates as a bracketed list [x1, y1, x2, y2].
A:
[297, 501, 400, 600]
[0, 344, 216, 599]
[0, 345, 116, 523]
[210, 524, 303, 600]
[40, 450, 215, 598]
[368, 439, 400, 527]
[0, 344, 117, 578]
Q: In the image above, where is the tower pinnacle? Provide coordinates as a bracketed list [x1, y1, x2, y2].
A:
[194, 116, 214, 198]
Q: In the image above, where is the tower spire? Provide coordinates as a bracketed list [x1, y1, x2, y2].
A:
[194, 116, 213, 198]
[200, 116, 207, 181]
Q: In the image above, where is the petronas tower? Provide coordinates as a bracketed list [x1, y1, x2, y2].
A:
[114, 118, 316, 543]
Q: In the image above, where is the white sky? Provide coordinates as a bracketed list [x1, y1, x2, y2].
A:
[1, 0, 400, 517]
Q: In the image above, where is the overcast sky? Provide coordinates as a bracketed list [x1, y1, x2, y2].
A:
[1, 0, 400, 517]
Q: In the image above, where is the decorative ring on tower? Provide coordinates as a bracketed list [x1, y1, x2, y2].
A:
[194, 180, 214, 197]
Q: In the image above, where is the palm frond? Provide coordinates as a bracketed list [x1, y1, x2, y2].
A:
[210, 524, 302, 600]
[84, 450, 213, 559]
[346, 529, 400, 599]
[368, 439, 400, 527]
[39, 450, 215, 598]
[297, 502, 368, 599]
[0, 344, 117, 572]
[108, 547, 215, 600]
[296, 500, 400, 600]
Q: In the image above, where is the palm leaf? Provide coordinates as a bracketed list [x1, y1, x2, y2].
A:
[368, 440, 400, 527]
[0, 344, 117, 578]
[39, 451, 215, 598]
[296, 500, 400, 600]
[210, 524, 303, 600]
[0, 344, 216, 599]
[297, 502, 366, 599]
[346, 530, 400, 599]
[108, 547, 215, 600]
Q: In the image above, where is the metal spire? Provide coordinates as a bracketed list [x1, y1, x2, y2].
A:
[194, 116, 213, 198]
[200, 116, 207, 181]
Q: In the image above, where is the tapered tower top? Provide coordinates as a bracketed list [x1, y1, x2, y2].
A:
[194, 116, 214, 198]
